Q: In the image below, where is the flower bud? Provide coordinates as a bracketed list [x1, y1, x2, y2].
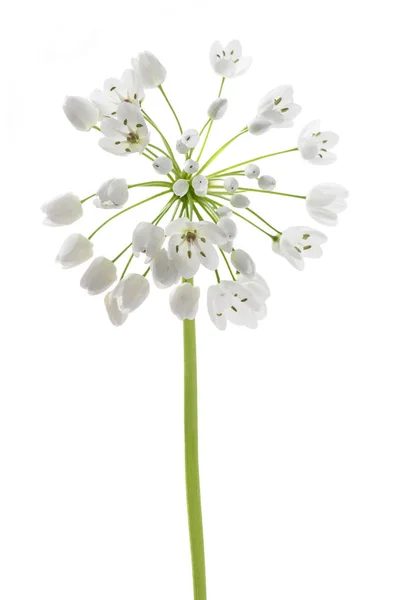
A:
[258, 175, 276, 191]
[151, 248, 180, 289]
[208, 98, 228, 120]
[192, 175, 208, 197]
[132, 222, 165, 259]
[183, 159, 199, 174]
[223, 177, 239, 193]
[41, 192, 83, 226]
[170, 283, 200, 320]
[80, 257, 117, 295]
[176, 139, 189, 154]
[132, 51, 166, 89]
[181, 129, 200, 149]
[153, 156, 173, 175]
[231, 249, 256, 278]
[216, 206, 232, 217]
[104, 292, 128, 327]
[56, 234, 93, 268]
[245, 163, 260, 179]
[94, 178, 129, 209]
[248, 116, 272, 136]
[217, 217, 237, 240]
[230, 193, 250, 208]
[112, 274, 150, 312]
[63, 96, 99, 132]
[173, 179, 189, 197]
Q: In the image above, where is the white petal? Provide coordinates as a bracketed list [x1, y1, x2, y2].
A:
[173, 179, 189, 197]
[223, 177, 239, 193]
[170, 283, 200, 320]
[181, 129, 200, 148]
[248, 117, 272, 136]
[104, 292, 128, 326]
[231, 249, 256, 278]
[230, 193, 250, 208]
[245, 164, 260, 179]
[151, 248, 180, 288]
[208, 98, 228, 120]
[63, 96, 99, 131]
[183, 159, 199, 174]
[165, 217, 191, 237]
[217, 216, 237, 240]
[258, 175, 276, 191]
[56, 234, 93, 268]
[153, 155, 173, 175]
[42, 193, 83, 226]
[80, 257, 117, 295]
[112, 273, 150, 312]
[132, 222, 165, 258]
[197, 221, 227, 245]
[196, 239, 219, 271]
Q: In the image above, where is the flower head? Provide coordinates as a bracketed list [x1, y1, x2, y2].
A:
[99, 103, 150, 155]
[209, 40, 252, 78]
[90, 70, 144, 117]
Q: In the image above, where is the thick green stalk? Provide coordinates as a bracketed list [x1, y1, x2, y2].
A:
[183, 314, 207, 600]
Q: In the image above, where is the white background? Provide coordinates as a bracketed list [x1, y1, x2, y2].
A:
[2, 1, 406, 599]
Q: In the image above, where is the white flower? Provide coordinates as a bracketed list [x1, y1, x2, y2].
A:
[153, 155, 173, 175]
[181, 129, 200, 148]
[230, 193, 250, 208]
[217, 216, 237, 253]
[273, 226, 328, 270]
[231, 249, 256, 278]
[80, 257, 117, 295]
[132, 51, 166, 89]
[208, 98, 228, 120]
[176, 139, 189, 154]
[255, 85, 301, 130]
[41, 193, 83, 226]
[183, 159, 199, 174]
[306, 183, 349, 226]
[170, 283, 200, 320]
[132, 222, 165, 261]
[166, 218, 226, 278]
[207, 278, 267, 330]
[258, 175, 276, 191]
[56, 234, 93, 268]
[99, 103, 150, 155]
[94, 178, 129, 209]
[63, 96, 99, 132]
[192, 175, 208, 197]
[248, 117, 273, 136]
[173, 179, 189, 197]
[216, 206, 232, 218]
[298, 120, 339, 165]
[90, 70, 144, 117]
[209, 40, 252, 78]
[245, 164, 260, 179]
[105, 273, 150, 326]
[223, 177, 239, 193]
[151, 248, 180, 288]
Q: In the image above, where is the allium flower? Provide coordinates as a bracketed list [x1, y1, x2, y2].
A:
[181, 129, 200, 148]
[132, 223, 165, 261]
[99, 103, 150, 155]
[230, 193, 250, 208]
[258, 175, 276, 191]
[273, 227, 328, 270]
[80, 257, 117, 295]
[90, 70, 145, 117]
[170, 282, 200, 320]
[151, 248, 180, 288]
[209, 40, 252, 78]
[207, 277, 268, 330]
[56, 234, 93, 268]
[192, 175, 208, 197]
[257, 85, 301, 128]
[132, 51, 166, 89]
[94, 178, 129, 209]
[42, 193, 83, 226]
[218, 216, 237, 253]
[153, 156, 173, 175]
[208, 98, 228, 120]
[298, 120, 339, 164]
[173, 179, 189, 197]
[223, 177, 239, 193]
[306, 183, 349, 225]
[105, 274, 150, 326]
[231, 249, 256, 278]
[63, 96, 99, 131]
[183, 159, 199, 174]
[245, 163, 260, 179]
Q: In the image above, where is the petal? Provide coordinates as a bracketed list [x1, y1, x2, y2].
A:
[100, 117, 127, 140]
[165, 217, 191, 237]
[196, 240, 219, 271]
[197, 221, 227, 245]
[225, 39, 242, 59]
[234, 56, 253, 76]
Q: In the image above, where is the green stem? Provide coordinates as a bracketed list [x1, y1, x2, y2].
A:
[237, 187, 306, 200]
[196, 78, 225, 163]
[196, 128, 248, 176]
[158, 85, 183, 134]
[142, 111, 181, 173]
[206, 194, 278, 237]
[183, 313, 207, 600]
[208, 147, 299, 178]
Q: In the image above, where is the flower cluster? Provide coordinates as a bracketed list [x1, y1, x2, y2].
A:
[44, 40, 348, 330]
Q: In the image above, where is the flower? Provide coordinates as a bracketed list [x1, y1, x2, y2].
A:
[207, 277, 268, 330]
[273, 226, 328, 270]
[245, 164, 260, 179]
[170, 283, 200, 320]
[90, 70, 144, 117]
[258, 175, 276, 191]
[248, 117, 273, 136]
[192, 175, 208, 197]
[181, 129, 200, 149]
[173, 179, 189, 197]
[183, 159, 199, 174]
[80, 257, 117, 295]
[176, 139, 189, 154]
[255, 85, 301, 129]
[216, 206, 232, 218]
[151, 248, 180, 288]
[230, 193, 250, 208]
[298, 120, 339, 164]
[56, 234, 93, 268]
[153, 156, 173, 175]
[132, 51, 166, 89]
[223, 177, 239, 193]
[231, 249, 256, 278]
[63, 96, 99, 132]
[217, 216, 237, 253]
[99, 103, 150, 155]
[132, 222, 165, 261]
[306, 183, 349, 225]
[105, 273, 150, 326]
[94, 178, 129, 209]
[166, 218, 226, 278]
[41, 193, 83, 226]
[208, 98, 228, 120]
[209, 40, 252, 78]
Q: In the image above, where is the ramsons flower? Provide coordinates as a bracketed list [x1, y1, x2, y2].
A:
[63, 96, 99, 132]
[80, 257, 117, 295]
[153, 156, 173, 175]
[298, 120, 339, 164]
[217, 216, 237, 253]
[209, 40, 252, 78]
[94, 178, 129, 209]
[99, 103, 150, 155]
[105, 274, 150, 326]
[230, 193, 250, 208]
[132, 51, 166, 89]
[132, 222, 165, 261]
[273, 227, 328, 270]
[181, 129, 200, 148]
[42, 193, 83, 226]
[306, 183, 349, 225]
[192, 175, 208, 197]
[170, 283, 200, 320]
[258, 175, 276, 191]
[208, 98, 228, 120]
[56, 234, 93, 268]
[207, 277, 268, 330]
[90, 70, 145, 117]
[231, 249, 256, 278]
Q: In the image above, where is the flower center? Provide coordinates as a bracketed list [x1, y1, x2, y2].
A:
[186, 231, 197, 242]
[127, 131, 140, 144]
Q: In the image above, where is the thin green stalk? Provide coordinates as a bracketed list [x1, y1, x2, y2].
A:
[158, 85, 183, 134]
[120, 253, 134, 280]
[208, 147, 299, 178]
[142, 110, 181, 174]
[81, 194, 95, 204]
[196, 128, 248, 176]
[183, 311, 207, 600]
[219, 249, 236, 280]
[237, 187, 306, 199]
[196, 78, 225, 162]
[112, 242, 132, 263]
[206, 194, 277, 238]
